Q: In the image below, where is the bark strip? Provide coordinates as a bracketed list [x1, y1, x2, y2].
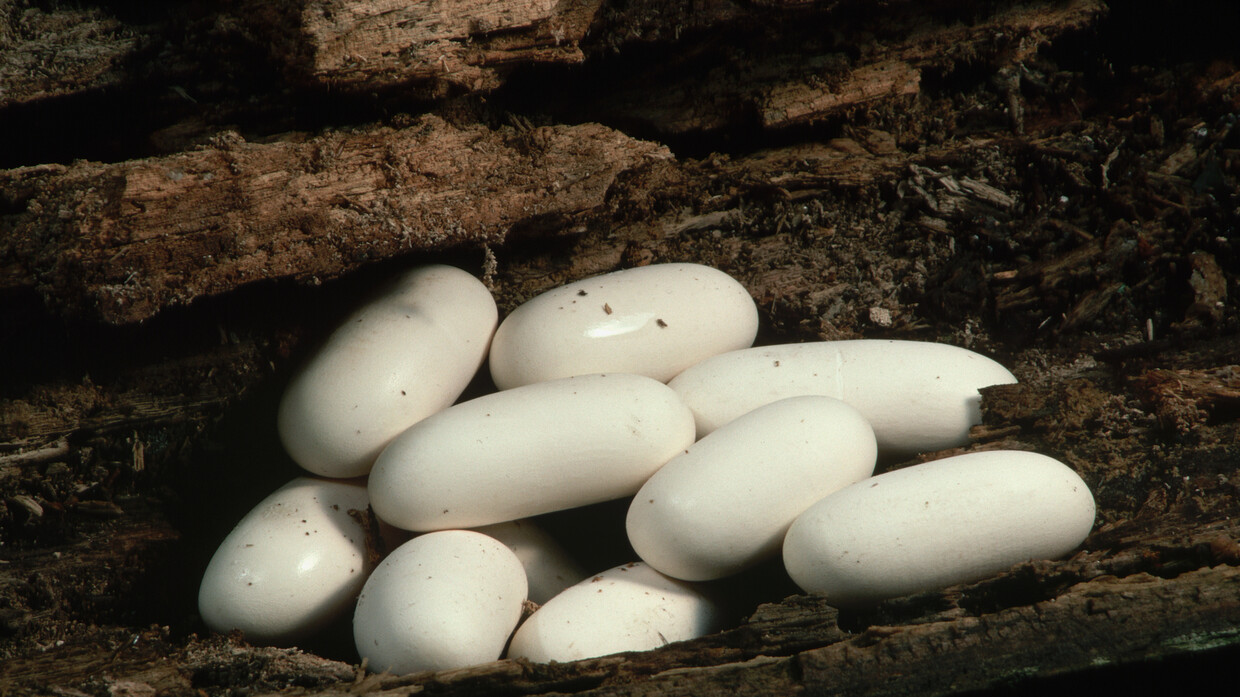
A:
[0, 116, 668, 323]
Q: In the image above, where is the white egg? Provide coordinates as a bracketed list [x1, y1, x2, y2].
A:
[353, 530, 527, 675]
[369, 373, 696, 531]
[668, 340, 1017, 457]
[782, 450, 1096, 605]
[507, 562, 727, 663]
[472, 520, 588, 605]
[278, 265, 497, 478]
[627, 396, 876, 581]
[488, 263, 758, 389]
[198, 477, 372, 646]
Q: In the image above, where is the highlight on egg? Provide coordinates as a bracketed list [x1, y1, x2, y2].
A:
[198, 477, 373, 646]
[489, 262, 759, 389]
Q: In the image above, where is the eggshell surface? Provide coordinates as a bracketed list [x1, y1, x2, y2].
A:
[352, 530, 527, 675]
[507, 562, 727, 663]
[278, 265, 497, 478]
[627, 396, 876, 581]
[369, 373, 696, 531]
[782, 450, 1096, 605]
[198, 477, 372, 646]
[668, 340, 1017, 457]
[472, 520, 588, 604]
[489, 263, 758, 389]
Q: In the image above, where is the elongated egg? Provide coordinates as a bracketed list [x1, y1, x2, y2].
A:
[489, 263, 758, 389]
[627, 395, 876, 581]
[369, 373, 696, 531]
[278, 265, 497, 478]
[669, 340, 1017, 457]
[782, 450, 1096, 605]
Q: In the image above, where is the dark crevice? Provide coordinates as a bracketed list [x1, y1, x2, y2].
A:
[954, 565, 1082, 617]
[0, 246, 490, 397]
[834, 593, 958, 634]
[0, 84, 187, 168]
[958, 643, 1240, 697]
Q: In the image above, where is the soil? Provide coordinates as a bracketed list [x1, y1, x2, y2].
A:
[1, 1, 1238, 695]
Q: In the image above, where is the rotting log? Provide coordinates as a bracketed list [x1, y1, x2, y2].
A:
[253, 0, 1104, 133]
[0, 115, 991, 329]
[0, 116, 669, 323]
[568, 0, 1106, 134]
[0, 0, 138, 108]
[253, 0, 604, 94]
[2, 0, 1101, 143]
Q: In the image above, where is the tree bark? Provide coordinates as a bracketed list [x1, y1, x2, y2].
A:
[256, 0, 602, 94]
[1, 116, 667, 323]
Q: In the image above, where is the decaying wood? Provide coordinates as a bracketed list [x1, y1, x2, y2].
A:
[1183, 251, 1230, 325]
[0, 116, 668, 323]
[257, 0, 796, 96]
[255, 0, 1102, 132]
[0, 0, 138, 107]
[752, 0, 1105, 130]
[0, 340, 269, 445]
[1133, 366, 1240, 434]
[257, 0, 603, 94]
[574, 0, 1105, 133]
[0, 508, 181, 644]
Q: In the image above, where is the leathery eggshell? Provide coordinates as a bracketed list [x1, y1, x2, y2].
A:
[782, 450, 1096, 606]
[488, 263, 758, 389]
[472, 520, 588, 604]
[668, 340, 1017, 457]
[369, 373, 696, 531]
[277, 265, 497, 478]
[198, 477, 372, 646]
[627, 396, 876, 581]
[353, 530, 527, 674]
[506, 562, 727, 663]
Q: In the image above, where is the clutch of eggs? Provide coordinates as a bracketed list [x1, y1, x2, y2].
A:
[200, 262, 1093, 673]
